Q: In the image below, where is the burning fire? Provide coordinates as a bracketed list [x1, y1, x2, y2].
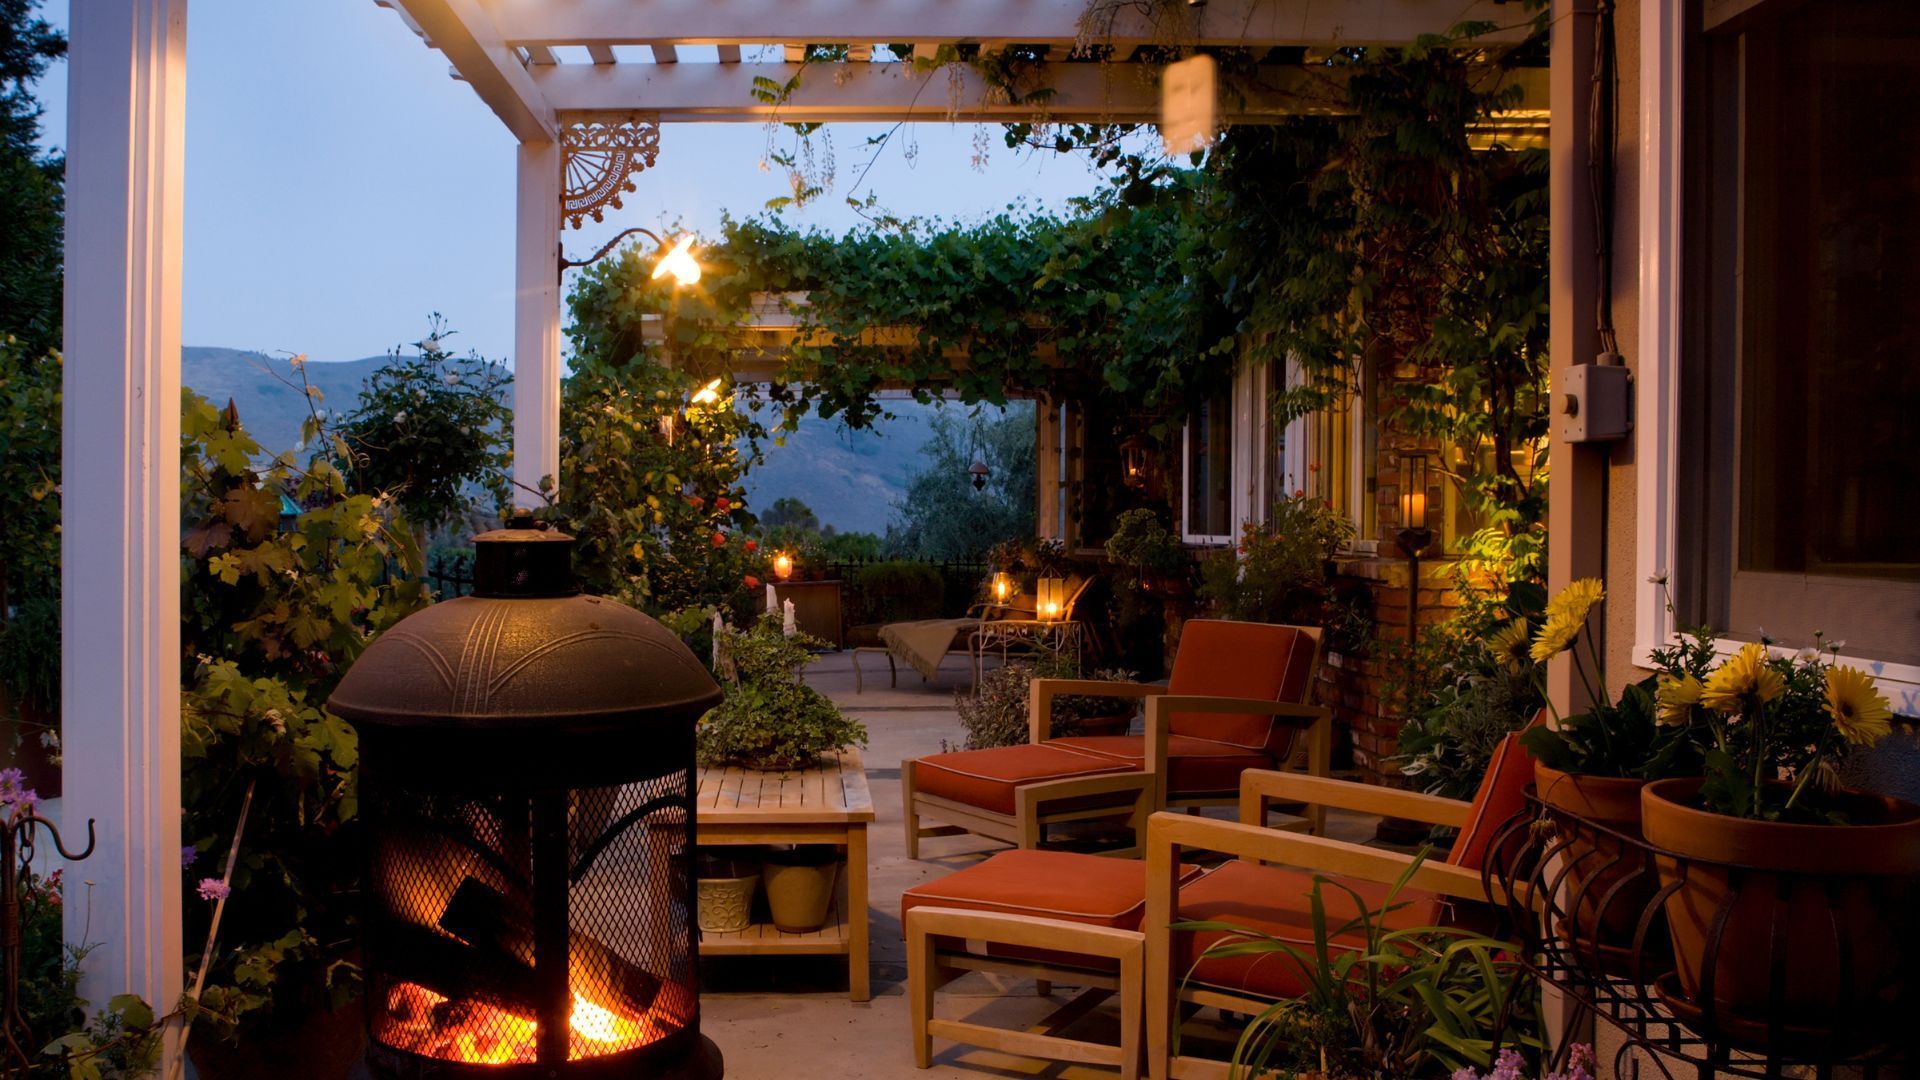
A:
[382, 981, 685, 1064]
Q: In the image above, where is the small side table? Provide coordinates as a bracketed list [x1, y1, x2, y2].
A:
[694, 749, 874, 1000]
[773, 579, 844, 648]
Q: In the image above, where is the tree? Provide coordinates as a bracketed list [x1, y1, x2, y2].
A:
[885, 406, 1035, 560]
[759, 496, 820, 533]
[0, 0, 66, 354]
[336, 317, 513, 536]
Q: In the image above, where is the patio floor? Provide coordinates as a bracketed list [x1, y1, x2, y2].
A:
[698, 650, 1387, 1079]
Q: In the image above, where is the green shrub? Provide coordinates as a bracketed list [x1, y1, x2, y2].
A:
[697, 616, 867, 770]
[955, 653, 1138, 750]
[1200, 496, 1354, 628]
[848, 561, 944, 625]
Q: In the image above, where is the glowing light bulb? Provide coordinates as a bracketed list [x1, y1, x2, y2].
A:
[773, 552, 795, 581]
[652, 233, 703, 286]
[690, 378, 723, 406]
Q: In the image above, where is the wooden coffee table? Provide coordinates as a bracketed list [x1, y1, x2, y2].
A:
[694, 748, 874, 1001]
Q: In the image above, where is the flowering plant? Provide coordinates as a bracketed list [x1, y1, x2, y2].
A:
[1453, 1044, 1594, 1080]
[1518, 578, 1703, 780]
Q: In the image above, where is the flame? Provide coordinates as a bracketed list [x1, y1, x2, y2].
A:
[382, 981, 681, 1065]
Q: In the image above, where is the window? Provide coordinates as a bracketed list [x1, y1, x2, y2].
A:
[1182, 389, 1233, 544]
[1677, 0, 1920, 666]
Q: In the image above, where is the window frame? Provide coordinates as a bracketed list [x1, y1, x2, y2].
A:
[1633, 0, 1920, 706]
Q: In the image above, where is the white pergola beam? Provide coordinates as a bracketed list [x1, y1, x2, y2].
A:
[62, 0, 187, 1055]
[483, 0, 1530, 49]
[389, 0, 558, 141]
[533, 61, 1548, 124]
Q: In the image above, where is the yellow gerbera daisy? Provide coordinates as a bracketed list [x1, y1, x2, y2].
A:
[1826, 665, 1892, 746]
[1655, 673, 1704, 727]
[1545, 577, 1606, 628]
[1530, 614, 1581, 663]
[1489, 618, 1533, 673]
[1700, 642, 1785, 715]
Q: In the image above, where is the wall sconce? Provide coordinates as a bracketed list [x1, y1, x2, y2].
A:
[1036, 577, 1067, 622]
[773, 552, 795, 582]
[1119, 433, 1158, 491]
[651, 233, 704, 286]
[968, 460, 990, 491]
[991, 572, 1014, 605]
[690, 378, 723, 407]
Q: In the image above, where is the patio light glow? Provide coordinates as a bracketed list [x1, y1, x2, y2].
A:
[773, 552, 795, 581]
[652, 233, 703, 286]
[1037, 577, 1066, 622]
[690, 378, 723, 406]
[992, 572, 1013, 604]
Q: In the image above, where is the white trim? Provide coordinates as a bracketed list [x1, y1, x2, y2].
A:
[1630, 1, 1920, 712]
[1180, 391, 1233, 547]
[513, 141, 563, 502]
[62, 0, 188, 1054]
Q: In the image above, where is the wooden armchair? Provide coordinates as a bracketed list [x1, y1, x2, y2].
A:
[1143, 734, 1534, 1079]
[903, 620, 1331, 860]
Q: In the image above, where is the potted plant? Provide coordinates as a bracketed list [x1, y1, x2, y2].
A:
[696, 616, 868, 772]
[1637, 630, 1917, 1045]
[1104, 508, 1192, 597]
[953, 653, 1139, 750]
[759, 845, 841, 933]
[1519, 578, 1706, 970]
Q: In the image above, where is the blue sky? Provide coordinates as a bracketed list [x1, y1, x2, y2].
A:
[31, 1, 1121, 364]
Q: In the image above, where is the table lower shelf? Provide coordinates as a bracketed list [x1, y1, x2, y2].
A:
[699, 908, 851, 955]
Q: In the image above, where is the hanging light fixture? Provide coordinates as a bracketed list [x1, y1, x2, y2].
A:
[690, 378, 724, 407]
[968, 460, 990, 491]
[652, 233, 704, 286]
[1118, 433, 1159, 491]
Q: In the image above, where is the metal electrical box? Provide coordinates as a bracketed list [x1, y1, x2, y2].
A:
[1560, 363, 1632, 442]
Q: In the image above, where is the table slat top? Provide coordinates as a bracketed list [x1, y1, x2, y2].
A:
[695, 748, 874, 823]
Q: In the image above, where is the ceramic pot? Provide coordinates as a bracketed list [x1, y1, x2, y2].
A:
[1641, 777, 1920, 1051]
[1533, 762, 1659, 974]
[695, 849, 760, 933]
[760, 847, 840, 933]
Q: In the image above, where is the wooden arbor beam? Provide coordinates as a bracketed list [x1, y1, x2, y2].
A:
[482, 0, 1533, 49]
[534, 61, 1549, 125]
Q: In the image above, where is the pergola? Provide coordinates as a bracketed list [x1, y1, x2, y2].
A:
[62, 1, 1584, 1064]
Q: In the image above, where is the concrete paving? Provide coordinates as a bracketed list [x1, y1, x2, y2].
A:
[699, 650, 1382, 1080]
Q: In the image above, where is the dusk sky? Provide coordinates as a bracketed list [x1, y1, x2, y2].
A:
[31, 1, 1125, 365]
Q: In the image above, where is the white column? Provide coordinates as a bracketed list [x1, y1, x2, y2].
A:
[61, 0, 188, 1043]
[513, 140, 563, 503]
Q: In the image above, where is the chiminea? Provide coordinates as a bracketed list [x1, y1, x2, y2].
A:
[330, 516, 724, 1079]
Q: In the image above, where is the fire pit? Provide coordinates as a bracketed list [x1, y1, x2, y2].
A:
[330, 517, 724, 1078]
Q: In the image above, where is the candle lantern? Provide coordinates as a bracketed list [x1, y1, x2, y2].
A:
[1036, 577, 1067, 622]
[967, 460, 991, 492]
[773, 552, 795, 582]
[1398, 451, 1432, 538]
[991, 572, 1014, 605]
[1118, 433, 1158, 491]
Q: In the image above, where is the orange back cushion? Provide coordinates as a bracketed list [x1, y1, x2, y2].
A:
[1446, 732, 1536, 871]
[1165, 620, 1320, 758]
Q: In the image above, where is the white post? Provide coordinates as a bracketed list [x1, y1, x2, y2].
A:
[513, 140, 563, 504]
[61, 0, 188, 1051]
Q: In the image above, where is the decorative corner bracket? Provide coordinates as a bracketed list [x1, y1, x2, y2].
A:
[561, 116, 662, 230]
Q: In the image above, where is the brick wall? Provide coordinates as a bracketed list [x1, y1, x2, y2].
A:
[1319, 555, 1469, 785]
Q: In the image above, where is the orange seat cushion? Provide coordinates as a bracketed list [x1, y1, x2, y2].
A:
[911, 743, 1132, 816]
[1165, 620, 1319, 760]
[1446, 732, 1536, 871]
[903, 849, 1202, 970]
[1174, 860, 1442, 1001]
[1049, 734, 1272, 800]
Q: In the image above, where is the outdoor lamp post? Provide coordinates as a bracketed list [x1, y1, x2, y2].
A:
[1396, 451, 1434, 649]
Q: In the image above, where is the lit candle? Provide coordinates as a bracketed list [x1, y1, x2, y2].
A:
[1403, 490, 1427, 530]
[773, 552, 795, 581]
[992, 572, 1012, 604]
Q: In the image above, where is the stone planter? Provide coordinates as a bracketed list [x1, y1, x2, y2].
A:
[760, 846, 840, 933]
[1641, 777, 1920, 1051]
[697, 851, 760, 934]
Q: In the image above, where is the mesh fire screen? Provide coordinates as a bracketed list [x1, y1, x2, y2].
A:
[363, 766, 701, 1075]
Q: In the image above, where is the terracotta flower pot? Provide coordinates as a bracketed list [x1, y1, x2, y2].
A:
[760, 847, 841, 933]
[1532, 762, 1660, 975]
[1641, 777, 1920, 1051]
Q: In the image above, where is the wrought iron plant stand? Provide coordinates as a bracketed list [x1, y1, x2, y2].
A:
[0, 810, 94, 1077]
[1485, 793, 1915, 1079]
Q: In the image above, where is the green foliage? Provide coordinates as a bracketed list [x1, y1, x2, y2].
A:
[697, 616, 866, 770]
[1199, 496, 1356, 630]
[846, 560, 945, 625]
[557, 247, 771, 619]
[955, 654, 1137, 750]
[1103, 508, 1189, 580]
[39, 992, 161, 1080]
[179, 389, 428, 1035]
[884, 408, 1035, 560]
[1396, 586, 1547, 801]
[0, 0, 66, 355]
[0, 337, 61, 716]
[1179, 851, 1540, 1079]
[337, 317, 512, 532]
